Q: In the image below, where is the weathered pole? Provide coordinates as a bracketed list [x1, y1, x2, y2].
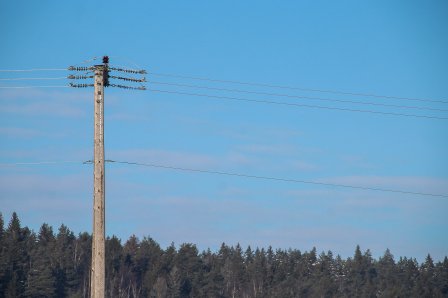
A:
[68, 56, 145, 298]
[91, 61, 106, 298]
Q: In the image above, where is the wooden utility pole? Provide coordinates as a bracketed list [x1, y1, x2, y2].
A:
[91, 61, 107, 298]
[68, 56, 146, 298]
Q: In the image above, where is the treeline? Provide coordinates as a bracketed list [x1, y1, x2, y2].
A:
[0, 212, 447, 297]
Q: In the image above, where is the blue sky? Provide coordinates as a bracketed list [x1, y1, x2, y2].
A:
[1, 0, 447, 262]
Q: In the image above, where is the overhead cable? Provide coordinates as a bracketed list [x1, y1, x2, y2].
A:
[150, 81, 448, 113]
[0, 85, 69, 89]
[2, 159, 446, 198]
[0, 161, 86, 166]
[0, 77, 67, 81]
[105, 160, 448, 198]
[148, 89, 448, 120]
[148, 72, 448, 104]
[0, 68, 67, 72]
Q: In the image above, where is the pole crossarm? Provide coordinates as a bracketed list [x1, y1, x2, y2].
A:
[68, 59, 146, 91]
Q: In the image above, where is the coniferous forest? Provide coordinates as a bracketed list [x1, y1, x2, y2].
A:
[1, 212, 447, 297]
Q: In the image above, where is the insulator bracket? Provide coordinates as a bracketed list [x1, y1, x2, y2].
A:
[68, 66, 95, 71]
[109, 75, 146, 83]
[68, 75, 94, 80]
[69, 83, 94, 88]
[109, 66, 146, 74]
[109, 84, 146, 90]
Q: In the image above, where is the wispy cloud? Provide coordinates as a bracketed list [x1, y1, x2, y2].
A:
[0, 89, 89, 101]
[292, 160, 319, 171]
[339, 155, 377, 170]
[237, 143, 295, 155]
[0, 101, 86, 118]
[0, 89, 90, 118]
[0, 173, 90, 195]
[0, 172, 92, 234]
[106, 112, 142, 122]
[0, 126, 65, 139]
[0, 147, 91, 161]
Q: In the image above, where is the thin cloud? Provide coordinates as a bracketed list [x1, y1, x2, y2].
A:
[0, 173, 90, 195]
[0, 89, 90, 118]
[0, 89, 89, 101]
[0, 101, 86, 118]
[293, 160, 319, 171]
[0, 126, 66, 139]
[237, 143, 295, 155]
[339, 155, 377, 170]
[0, 147, 91, 161]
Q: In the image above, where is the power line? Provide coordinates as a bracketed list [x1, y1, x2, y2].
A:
[150, 81, 448, 113]
[0, 76, 448, 112]
[148, 88, 448, 120]
[106, 160, 448, 198]
[148, 71, 448, 104]
[0, 85, 69, 89]
[0, 77, 67, 81]
[0, 68, 67, 72]
[1, 68, 446, 104]
[0, 161, 86, 167]
[2, 159, 446, 198]
[2, 67, 445, 104]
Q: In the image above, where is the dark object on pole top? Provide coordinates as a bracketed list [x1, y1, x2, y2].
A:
[103, 56, 110, 86]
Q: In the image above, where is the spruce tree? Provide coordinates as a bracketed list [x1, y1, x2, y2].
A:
[54, 224, 78, 297]
[25, 223, 56, 297]
[0, 212, 6, 294]
[3, 212, 30, 297]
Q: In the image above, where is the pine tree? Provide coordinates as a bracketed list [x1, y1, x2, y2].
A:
[2, 212, 31, 297]
[25, 223, 57, 297]
[53, 224, 78, 297]
[105, 235, 123, 297]
[138, 237, 163, 297]
[120, 235, 141, 297]
[200, 249, 224, 298]
[435, 257, 448, 296]
[229, 244, 246, 297]
[175, 243, 201, 297]
[74, 232, 92, 298]
[415, 254, 436, 297]
[0, 213, 4, 241]
[377, 248, 399, 296]
[1, 212, 448, 297]
[0, 212, 6, 294]
[251, 247, 268, 297]
[310, 251, 337, 297]
[396, 257, 419, 296]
